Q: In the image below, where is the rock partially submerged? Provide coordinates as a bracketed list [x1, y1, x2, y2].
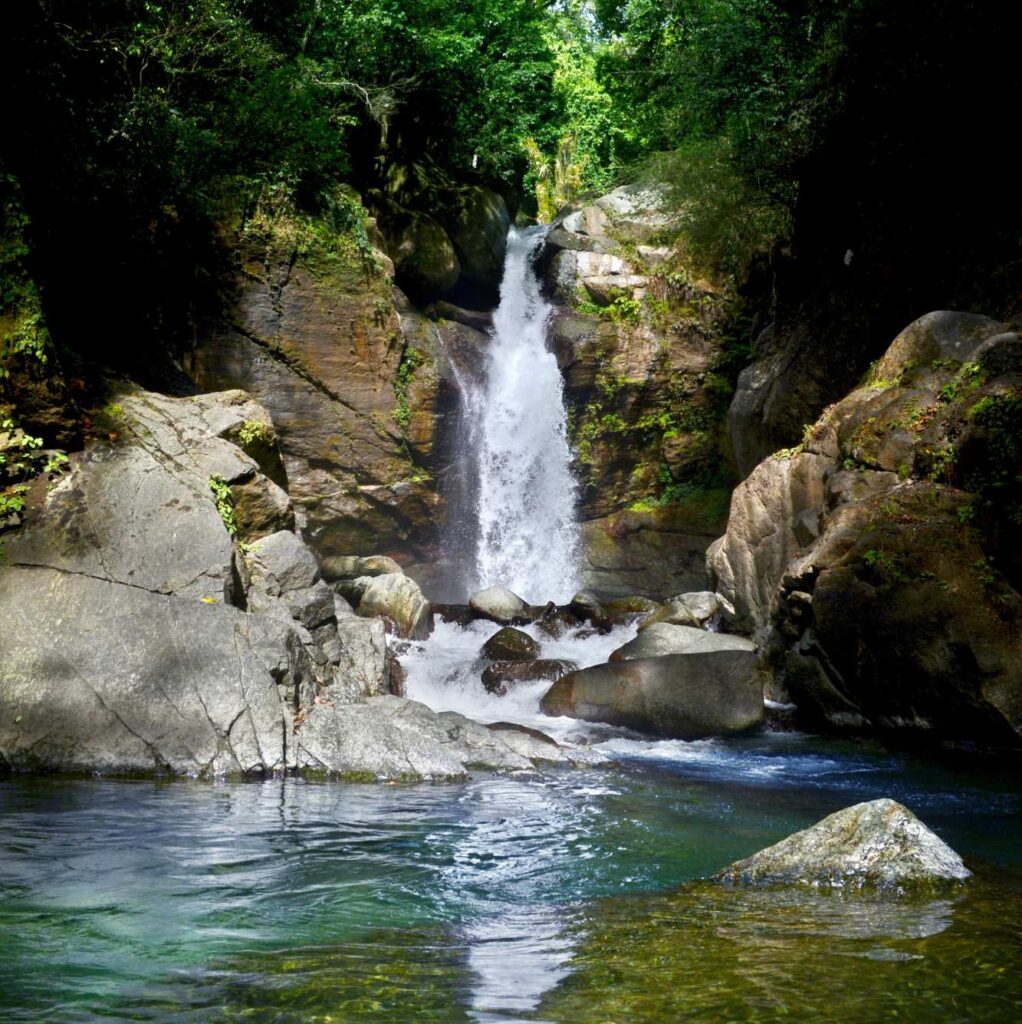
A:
[541, 651, 764, 739]
[481, 659, 578, 696]
[294, 695, 603, 780]
[481, 627, 540, 661]
[715, 798, 971, 891]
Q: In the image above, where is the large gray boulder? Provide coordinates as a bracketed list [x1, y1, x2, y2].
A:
[294, 695, 595, 780]
[541, 652, 764, 738]
[0, 388, 353, 775]
[715, 799, 971, 891]
[0, 567, 307, 775]
[610, 623, 755, 661]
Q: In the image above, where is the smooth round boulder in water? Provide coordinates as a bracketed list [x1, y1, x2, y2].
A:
[541, 652, 764, 739]
[469, 586, 535, 625]
[714, 798, 971, 891]
[481, 626, 540, 661]
[481, 659, 578, 696]
[611, 623, 756, 661]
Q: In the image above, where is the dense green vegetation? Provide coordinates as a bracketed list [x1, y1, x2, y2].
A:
[2, 1, 1018, 433]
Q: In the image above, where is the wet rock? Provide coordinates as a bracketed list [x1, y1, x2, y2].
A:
[603, 595, 659, 623]
[541, 651, 764, 739]
[469, 585, 535, 625]
[569, 591, 608, 629]
[534, 606, 584, 639]
[715, 799, 971, 891]
[481, 627, 540, 662]
[356, 572, 433, 640]
[610, 623, 756, 661]
[432, 603, 477, 627]
[481, 659, 578, 696]
[641, 591, 721, 630]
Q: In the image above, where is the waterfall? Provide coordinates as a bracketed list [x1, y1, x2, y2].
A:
[450, 226, 580, 604]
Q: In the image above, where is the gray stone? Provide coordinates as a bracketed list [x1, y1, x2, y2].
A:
[356, 572, 433, 640]
[541, 652, 764, 739]
[295, 695, 583, 780]
[248, 530, 321, 594]
[0, 566, 306, 775]
[715, 798, 971, 891]
[281, 580, 336, 629]
[481, 627, 540, 661]
[469, 586, 535, 625]
[611, 623, 755, 661]
[875, 310, 1006, 382]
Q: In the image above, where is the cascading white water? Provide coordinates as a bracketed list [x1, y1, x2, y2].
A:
[458, 226, 581, 604]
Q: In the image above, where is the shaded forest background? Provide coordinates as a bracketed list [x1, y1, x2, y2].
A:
[2, 0, 1020, 467]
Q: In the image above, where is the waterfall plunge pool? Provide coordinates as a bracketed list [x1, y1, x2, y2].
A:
[3, 732, 1021, 1023]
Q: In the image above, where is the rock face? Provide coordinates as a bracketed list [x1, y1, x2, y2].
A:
[709, 310, 1022, 745]
[184, 199, 447, 569]
[294, 695, 596, 780]
[540, 186, 735, 600]
[0, 388, 324, 775]
[715, 799, 971, 890]
[541, 652, 764, 739]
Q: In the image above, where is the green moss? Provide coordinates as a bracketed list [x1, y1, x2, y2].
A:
[393, 347, 427, 436]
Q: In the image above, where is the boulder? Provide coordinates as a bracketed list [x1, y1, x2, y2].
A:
[481, 627, 540, 661]
[481, 659, 578, 696]
[391, 214, 461, 301]
[440, 185, 510, 298]
[710, 309, 1022, 746]
[642, 591, 721, 630]
[0, 567, 307, 775]
[610, 623, 755, 661]
[540, 652, 764, 739]
[248, 530, 321, 594]
[469, 585, 535, 625]
[294, 695, 582, 780]
[714, 798, 971, 891]
[355, 572, 433, 640]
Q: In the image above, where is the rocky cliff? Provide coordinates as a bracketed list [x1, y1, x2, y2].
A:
[710, 311, 1022, 748]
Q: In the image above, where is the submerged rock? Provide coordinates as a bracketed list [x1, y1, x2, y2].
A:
[715, 798, 971, 891]
[469, 586, 535, 625]
[610, 623, 756, 661]
[480, 627, 540, 661]
[541, 652, 764, 739]
[481, 659, 578, 696]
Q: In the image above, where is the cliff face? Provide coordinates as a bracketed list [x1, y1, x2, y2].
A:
[710, 311, 1022, 748]
[539, 186, 738, 599]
